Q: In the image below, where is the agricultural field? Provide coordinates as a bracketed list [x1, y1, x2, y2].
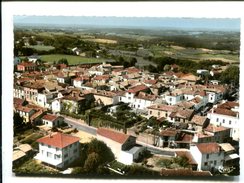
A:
[84, 38, 117, 44]
[150, 45, 239, 63]
[40, 54, 106, 65]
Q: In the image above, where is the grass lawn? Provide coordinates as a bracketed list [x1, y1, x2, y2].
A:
[40, 54, 106, 65]
[25, 45, 55, 51]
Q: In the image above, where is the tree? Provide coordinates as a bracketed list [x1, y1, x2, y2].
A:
[163, 64, 171, 71]
[219, 65, 239, 87]
[57, 58, 69, 66]
[13, 112, 24, 127]
[87, 139, 115, 164]
[84, 152, 100, 172]
[129, 57, 137, 66]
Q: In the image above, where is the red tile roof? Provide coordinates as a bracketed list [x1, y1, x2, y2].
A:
[42, 114, 58, 122]
[14, 98, 25, 106]
[97, 128, 130, 144]
[205, 124, 230, 133]
[18, 62, 36, 67]
[196, 143, 221, 154]
[37, 132, 80, 148]
[213, 108, 237, 117]
[15, 106, 34, 113]
[147, 104, 178, 112]
[93, 75, 110, 81]
[190, 115, 208, 126]
[127, 84, 148, 93]
[135, 92, 157, 101]
[218, 101, 239, 110]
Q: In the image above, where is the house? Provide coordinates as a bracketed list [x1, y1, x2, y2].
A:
[132, 92, 157, 111]
[42, 114, 64, 128]
[190, 143, 225, 172]
[204, 85, 227, 104]
[51, 99, 62, 113]
[204, 124, 231, 143]
[28, 55, 40, 63]
[169, 108, 194, 124]
[15, 105, 36, 123]
[190, 115, 209, 131]
[13, 144, 33, 168]
[179, 73, 200, 85]
[92, 90, 119, 106]
[207, 101, 239, 141]
[35, 132, 80, 169]
[165, 90, 184, 105]
[73, 76, 90, 88]
[219, 143, 239, 167]
[56, 72, 71, 84]
[17, 62, 37, 72]
[97, 128, 145, 165]
[147, 104, 178, 120]
[157, 128, 179, 148]
[61, 95, 86, 114]
[119, 84, 149, 108]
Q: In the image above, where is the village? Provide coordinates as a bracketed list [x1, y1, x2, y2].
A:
[13, 52, 240, 176]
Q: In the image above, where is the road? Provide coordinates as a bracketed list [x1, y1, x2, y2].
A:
[63, 116, 189, 156]
[63, 116, 97, 136]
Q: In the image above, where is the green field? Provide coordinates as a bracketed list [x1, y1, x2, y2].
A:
[40, 54, 106, 65]
[25, 45, 55, 51]
[150, 45, 239, 63]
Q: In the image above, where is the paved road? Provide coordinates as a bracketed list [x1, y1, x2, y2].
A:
[63, 117, 97, 136]
[63, 116, 188, 156]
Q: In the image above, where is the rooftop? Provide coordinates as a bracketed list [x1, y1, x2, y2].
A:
[42, 114, 59, 122]
[196, 143, 221, 154]
[97, 128, 131, 144]
[37, 132, 80, 148]
[127, 84, 148, 94]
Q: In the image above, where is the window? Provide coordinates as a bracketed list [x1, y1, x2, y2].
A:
[128, 97, 131, 100]
[204, 162, 208, 166]
[214, 160, 217, 165]
[41, 150, 44, 154]
[47, 152, 52, 158]
[169, 98, 172, 101]
[54, 154, 60, 159]
[158, 111, 160, 116]
[64, 154, 68, 158]
[223, 119, 225, 123]
[73, 149, 78, 153]
[165, 113, 168, 117]
[56, 147, 59, 151]
[216, 118, 219, 122]
[138, 105, 140, 108]
[48, 145, 51, 148]
[150, 111, 152, 115]
[206, 154, 209, 159]
[229, 120, 231, 125]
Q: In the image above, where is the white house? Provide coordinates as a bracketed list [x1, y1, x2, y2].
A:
[42, 114, 64, 128]
[51, 99, 62, 113]
[207, 102, 239, 141]
[97, 128, 144, 165]
[37, 92, 55, 109]
[190, 143, 225, 172]
[35, 132, 80, 169]
[73, 76, 90, 88]
[165, 91, 184, 105]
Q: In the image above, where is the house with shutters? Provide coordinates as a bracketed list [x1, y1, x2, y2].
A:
[97, 128, 145, 165]
[207, 101, 239, 141]
[35, 132, 80, 169]
[190, 143, 225, 172]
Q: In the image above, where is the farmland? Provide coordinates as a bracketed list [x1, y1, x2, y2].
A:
[40, 54, 107, 65]
[149, 45, 239, 63]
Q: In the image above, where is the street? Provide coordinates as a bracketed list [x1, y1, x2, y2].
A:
[63, 117, 97, 136]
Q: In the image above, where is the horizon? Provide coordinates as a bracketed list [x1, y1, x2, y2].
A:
[14, 16, 240, 32]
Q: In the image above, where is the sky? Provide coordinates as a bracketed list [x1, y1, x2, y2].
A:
[14, 16, 240, 31]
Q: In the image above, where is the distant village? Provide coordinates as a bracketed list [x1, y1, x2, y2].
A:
[13, 54, 239, 176]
